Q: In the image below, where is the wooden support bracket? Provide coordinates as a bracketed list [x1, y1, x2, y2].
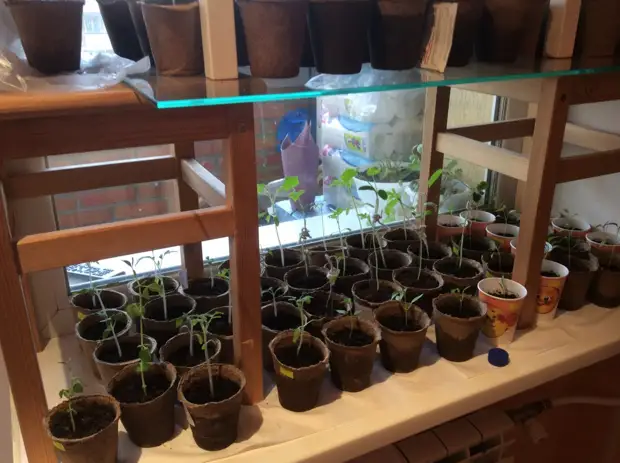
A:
[558, 148, 620, 183]
[181, 159, 226, 207]
[447, 118, 535, 142]
[564, 122, 620, 151]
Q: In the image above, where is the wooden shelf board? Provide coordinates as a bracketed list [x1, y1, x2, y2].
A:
[558, 148, 620, 183]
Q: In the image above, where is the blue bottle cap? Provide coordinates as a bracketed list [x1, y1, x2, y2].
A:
[488, 348, 510, 367]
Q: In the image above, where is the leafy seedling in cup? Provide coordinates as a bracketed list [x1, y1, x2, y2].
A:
[328, 207, 348, 255]
[98, 309, 124, 358]
[262, 285, 285, 318]
[324, 258, 342, 315]
[450, 286, 471, 316]
[332, 168, 367, 249]
[335, 298, 355, 338]
[291, 297, 313, 357]
[58, 377, 84, 433]
[257, 176, 301, 267]
[75, 261, 103, 309]
[391, 289, 424, 327]
[490, 277, 517, 299]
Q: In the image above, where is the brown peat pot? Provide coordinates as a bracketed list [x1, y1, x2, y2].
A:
[303, 290, 350, 339]
[589, 253, 620, 308]
[261, 301, 303, 371]
[70, 288, 127, 319]
[45, 394, 121, 463]
[307, 0, 371, 74]
[322, 316, 380, 392]
[160, 332, 222, 377]
[260, 275, 289, 304]
[142, 293, 196, 347]
[482, 252, 515, 279]
[307, 245, 344, 267]
[181, 277, 230, 313]
[141, 0, 203, 76]
[237, 0, 309, 78]
[432, 293, 486, 362]
[179, 363, 246, 450]
[206, 306, 235, 364]
[128, 275, 179, 301]
[75, 309, 132, 379]
[383, 227, 421, 252]
[446, 0, 484, 66]
[476, 0, 548, 63]
[127, 0, 153, 62]
[550, 253, 598, 311]
[433, 256, 484, 294]
[457, 235, 498, 263]
[369, 0, 429, 70]
[374, 300, 430, 372]
[351, 279, 401, 321]
[328, 256, 370, 297]
[346, 233, 387, 261]
[8, 0, 84, 74]
[264, 248, 304, 280]
[94, 333, 157, 385]
[368, 249, 412, 281]
[284, 265, 330, 297]
[393, 267, 444, 317]
[269, 330, 329, 411]
[407, 240, 452, 269]
[107, 362, 177, 447]
[97, 0, 144, 60]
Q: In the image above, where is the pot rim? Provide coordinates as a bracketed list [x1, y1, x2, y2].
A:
[477, 277, 527, 301]
[393, 267, 444, 291]
[75, 309, 133, 343]
[93, 333, 157, 366]
[541, 259, 569, 279]
[268, 329, 330, 371]
[460, 210, 496, 223]
[432, 293, 487, 320]
[70, 288, 128, 312]
[107, 362, 178, 407]
[368, 249, 413, 269]
[143, 293, 197, 322]
[374, 301, 431, 335]
[181, 277, 230, 299]
[159, 332, 223, 365]
[433, 256, 484, 280]
[178, 362, 246, 406]
[321, 315, 381, 348]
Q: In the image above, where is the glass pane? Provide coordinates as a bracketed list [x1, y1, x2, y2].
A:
[125, 58, 620, 108]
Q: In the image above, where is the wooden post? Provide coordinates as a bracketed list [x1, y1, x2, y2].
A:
[513, 78, 571, 329]
[175, 142, 204, 280]
[225, 104, 263, 404]
[420, 87, 451, 239]
[0, 186, 55, 462]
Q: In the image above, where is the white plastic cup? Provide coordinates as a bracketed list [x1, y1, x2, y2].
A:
[536, 259, 569, 323]
[477, 278, 527, 346]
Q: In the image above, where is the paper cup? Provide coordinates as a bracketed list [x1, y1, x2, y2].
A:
[437, 214, 468, 243]
[460, 210, 496, 237]
[586, 231, 620, 257]
[486, 224, 520, 252]
[510, 238, 552, 257]
[551, 217, 590, 238]
[536, 259, 569, 323]
[478, 278, 527, 346]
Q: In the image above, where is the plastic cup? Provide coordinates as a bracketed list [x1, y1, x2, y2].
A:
[536, 259, 569, 323]
[478, 277, 527, 346]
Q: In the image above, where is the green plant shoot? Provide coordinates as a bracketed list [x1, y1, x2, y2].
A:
[291, 295, 313, 356]
[58, 377, 83, 433]
[262, 286, 284, 317]
[391, 289, 424, 326]
[332, 168, 366, 249]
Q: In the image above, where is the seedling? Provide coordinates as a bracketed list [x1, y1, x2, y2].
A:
[391, 289, 424, 327]
[262, 286, 285, 317]
[298, 203, 311, 276]
[332, 168, 366, 248]
[411, 169, 442, 279]
[335, 297, 355, 337]
[325, 258, 341, 315]
[291, 296, 313, 357]
[328, 207, 348, 254]
[257, 176, 301, 267]
[450, 286, 471, 316]
[58, 377, 84, 433]
[135, 249, 176, 320]
[99, 309, 123, 358]
[312, 201, 329, 251]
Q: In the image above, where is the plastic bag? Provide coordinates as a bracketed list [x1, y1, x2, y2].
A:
[0, 1, 150, 92]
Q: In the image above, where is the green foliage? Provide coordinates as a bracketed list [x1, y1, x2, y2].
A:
[59, 377, 83, 433]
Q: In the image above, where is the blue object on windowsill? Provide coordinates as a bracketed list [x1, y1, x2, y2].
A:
[488, 348, 510, 367]
[276, 109, 311, 151]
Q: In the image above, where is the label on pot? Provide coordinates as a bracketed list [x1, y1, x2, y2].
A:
[279, 366, 294, 379]
[421, 3, 458, 73]
[53, 441, 65, 452]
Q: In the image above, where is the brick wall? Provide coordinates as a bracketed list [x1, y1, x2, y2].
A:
[54, 101, 311, 230]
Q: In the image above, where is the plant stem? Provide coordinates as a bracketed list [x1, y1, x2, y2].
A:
[320, 211, 327, 251]
[162, 284, 168, 320]
[273, 295, 278, 318]
[189, 322, 194, 357]
[139, 317, 147, 396]
[417, 239, 423, 281]
[96, 292, 122, 358]
[352, 200, 366, 249]
[275, 225, 285, 267]
[203, 322, 215, 398]
[68, 403, 76, 433]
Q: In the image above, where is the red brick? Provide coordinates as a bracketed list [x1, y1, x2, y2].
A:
[54, 195, 78, 212]
[77, 208, 114, 227]
[136, 183, 162, 200]
[114, 200, 169, 220]
[79, 187, 136, 208]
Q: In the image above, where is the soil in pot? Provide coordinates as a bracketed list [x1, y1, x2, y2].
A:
[270, 331, 329, 411]
[307, 0, 371, 74]
[457, 235, 497, 262]
[260, 276, 288, 303]
[483, 252, 515, 278]
[97, 0, 144, 60]
[46, 395, 120, 463]
[264, 248, 304, 280]
[434, 257, 482, 279]
[433, 293, 486, 362]
[408, 241, 452, 269]
[346, 233, 386, 261]
[393, 267, 444, 318]
[207, 307, 234, 364]
[446, 0, 484, 66]
[383, 227, 421, 252]
[368, 249, 412, 281]
[182, 277, 230, 313]
[71, 289, 127, 317]
[141, 0, 203, 76]
[108, 363, 177, 447]
[237, 0, 308, 78]
[331, 256, 370, 297]
[9, 0, 84, 74]
[322, 316, 380, 392]
[78, 312, 129, 341]
[179, 363, 245, 450]
[550, 254, 597, 311]
[94, 334, 157, 385]
[285, 266, 329, 296]
[160, 333, 221, 376]
[143, 294, 196, 347]
[352, 279, 402, 322]
[369, 0, 429, 70]
[130, 275, 179, 300]
[304, 290, 348, 338]
[308, 245, 343, 267]
[262, 302, 302, 371]
[375, 301, 430, 372]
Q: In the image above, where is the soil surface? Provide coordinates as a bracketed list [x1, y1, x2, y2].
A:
[370, 253, 408, 270]
[396, 272, 439, 289]
[440, 223, 461, 228]
[437, 261, 480, 278]
[328, 327, 374, 347]
[541, 271, 559, 277]
[288, 272, 327, 290]
[469, 218, 483, 222]
[80, 316, 127, 341]
[355, 285, 394, 303]
[166, 342, 218, 368]
[97, 341, 143, 363]
[74, 291, 123, 310]
[146, 303, 192, 321]
[184, 279, 228, 297]
[275, 343, 324, 368]
[49, 402, 116, 439]
[260, 279, 286, 303]
[134, 278, 177, 297]
[461, 237, 493, 251]
[265, 253, 302, 268]
[378, 314, 423, 332]
[305, 296, 346, 318]
[337, 261, 366, 276]
[262, 311, 301, 331]
[209, 316, 233, 336]
[488, 290, 518, 299]
[183, 377, 240, 404]
[411, 244, 448, 260]
[110, 369, 171, 404]
[437, 298, 481, 318]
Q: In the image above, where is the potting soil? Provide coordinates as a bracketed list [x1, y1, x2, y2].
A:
[50, 402, 116, 439]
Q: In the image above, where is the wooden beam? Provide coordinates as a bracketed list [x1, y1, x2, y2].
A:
[436, 133, 530, 181]
[3, 156, 178, 199]
[420, 87, 451, 240]
[447, 118, 535, 142]
[0, 105, 229, 159]
[564, 122, 620, 151]
[513, 77, 571, 329]
[181, 159, 226, 207]
[567, 72, 620, 105]
[226, 103, 263, 404]
[454, 79, 541, 102]
[558, 148, 620, 183]
[17, 206, 233, 274]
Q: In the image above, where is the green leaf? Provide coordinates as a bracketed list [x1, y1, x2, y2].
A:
[77, 311, 87, 321]
[126, 303, 143, 318]
[377, 189, 388, 200]
[72, 380, 83, 394]
[366, 166, 381, 177]
[175, 318, 185, 328]
[273, 216, 280, 227]
[257, 184, 266, 194]
[288, 190, 304, 202]
[138, 348, 151, 364]
[358, 185, 375, 192]
[280, 176, 299, 191]
[292, 329, 300, 345]
[340, 168, 357, 185]
[428, 169, 443, 187]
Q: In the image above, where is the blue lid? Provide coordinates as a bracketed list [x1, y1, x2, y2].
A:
[488, 348, 510, 367]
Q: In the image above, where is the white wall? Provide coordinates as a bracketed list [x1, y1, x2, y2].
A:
[552, 101, 620, 226]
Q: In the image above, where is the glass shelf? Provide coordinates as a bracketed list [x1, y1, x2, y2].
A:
[125, 58, 620, 109]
